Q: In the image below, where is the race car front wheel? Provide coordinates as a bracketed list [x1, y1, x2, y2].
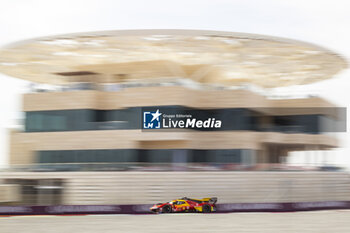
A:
[161, 205, 172, 213]
[202, 204, 211, 213]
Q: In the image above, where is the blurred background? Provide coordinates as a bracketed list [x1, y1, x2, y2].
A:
[0, 1, 349, 232]
[0, 0, 349, 170]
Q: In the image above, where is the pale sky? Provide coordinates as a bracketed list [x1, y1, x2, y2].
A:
[0, 0, 349, 168]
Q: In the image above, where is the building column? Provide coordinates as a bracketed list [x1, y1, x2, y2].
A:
[241, 150, 256, 166]
[172, 149, 187, 170]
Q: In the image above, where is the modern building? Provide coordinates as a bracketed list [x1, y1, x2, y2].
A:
[0, 30, 348, 206]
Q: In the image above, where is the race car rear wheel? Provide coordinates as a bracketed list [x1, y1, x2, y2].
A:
[161, 205, 172, 213]
[202, 204, 211, 213]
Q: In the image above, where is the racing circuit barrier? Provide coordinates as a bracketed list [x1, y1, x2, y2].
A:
[1, 171, 350, 206]
[1, 201, 350, 215]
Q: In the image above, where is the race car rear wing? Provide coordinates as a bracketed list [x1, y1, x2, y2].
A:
[182, 197, 218, 204]
[202, 197, 218, 204]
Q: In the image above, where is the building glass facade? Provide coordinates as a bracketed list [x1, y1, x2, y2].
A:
[25, 107, 335, 134]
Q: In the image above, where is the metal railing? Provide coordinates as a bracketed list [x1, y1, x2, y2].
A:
[25, 82, 319, 100]
[0, 162, 344, 172]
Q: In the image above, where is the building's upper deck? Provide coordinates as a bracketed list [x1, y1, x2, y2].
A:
[0, 30, 347, 88]
[22, 84, 338, 112]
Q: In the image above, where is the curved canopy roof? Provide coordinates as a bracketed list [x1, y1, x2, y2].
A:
[0, 29, 347, 88]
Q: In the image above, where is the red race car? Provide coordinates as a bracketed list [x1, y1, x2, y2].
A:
[150, 197, 217, 213]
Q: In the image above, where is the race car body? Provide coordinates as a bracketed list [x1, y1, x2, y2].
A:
[150, 197, 217, 213]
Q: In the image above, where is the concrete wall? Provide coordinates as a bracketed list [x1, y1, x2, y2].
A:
[22, 88, 336, 112]
[9, 130, 337, 165]
[0, 184, 21, 203]
[1, 171, 349, 205]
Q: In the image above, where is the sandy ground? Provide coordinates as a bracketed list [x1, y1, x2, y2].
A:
[1, 211, 350, 233]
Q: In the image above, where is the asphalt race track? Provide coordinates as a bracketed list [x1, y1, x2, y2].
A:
[1, 211, 350, 233]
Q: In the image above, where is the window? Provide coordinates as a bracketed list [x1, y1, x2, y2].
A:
[24, 108, 334, 133]
[5, 179, 63, 205]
